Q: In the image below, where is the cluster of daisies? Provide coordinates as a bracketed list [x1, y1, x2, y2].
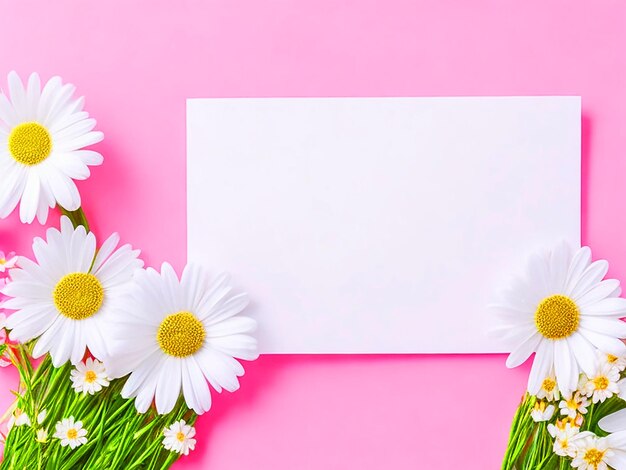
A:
[0, 72, 258, 463]
[496, 244, 626, 469]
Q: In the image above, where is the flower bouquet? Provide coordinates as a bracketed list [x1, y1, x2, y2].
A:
[497, 244, 626, 470]
[0, 72, 258, 469]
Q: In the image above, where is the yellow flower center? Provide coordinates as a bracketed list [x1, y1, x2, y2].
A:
[176, 432, 186, 442]
[607, 354, 618, 363]
[85, 370, 97, 383]
[583, 448, 605, 467]
[67, 428, 78, 440]
[593, 376, 609, 390]
[8, 122, 52, 166]
[157, 311, 206, 357]
[534, 295, 580, 339]
[53, 273, 104, 320]
[541, 378, 556, 392]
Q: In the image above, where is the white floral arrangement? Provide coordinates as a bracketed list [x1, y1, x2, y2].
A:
[0, 72, 258, 469]
[497, 243, 626, 470]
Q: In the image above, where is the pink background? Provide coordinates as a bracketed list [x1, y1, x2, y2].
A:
[1, 1, 625, 468]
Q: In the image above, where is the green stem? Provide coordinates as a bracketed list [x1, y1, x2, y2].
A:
[58, 206, 90, 232]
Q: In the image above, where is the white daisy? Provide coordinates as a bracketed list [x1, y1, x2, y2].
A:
[530, 400, 555, 422]
[571, 432, 626, 470]
[105, 263, 258, 414]
[603, 352, 626, 372]
[70, 357, 109, 394]
[493, 243, 626, 396]
[583, 363, 620, 404]
[3, 216, 143, 366]
[536, 374, 560, 401]
[548, 422, 580, 458]
[0, 71, 104, 224]
[559, 392, 589, 419]
[162, 420, 196, 456]
[53, 417, 87, 449]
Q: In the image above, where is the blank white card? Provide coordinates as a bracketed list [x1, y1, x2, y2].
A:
[187, 97, 580, 353]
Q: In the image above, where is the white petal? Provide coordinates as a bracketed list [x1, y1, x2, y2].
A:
[579, 317, 626, 338]
[599, 410, 626, 433]
[581, 297, 626, 317]
[568, 332, 598, 377]
[91, 232, 119, 272]
[202, 293, 249, 325]
[578, 327, 626, 356]
[19, 171, 40, 224]
[564, 246, 592, 295]
[527, 340, 553, 394]
[7, 71, 27, 121]
[155, 358, 181, 414]
[182, 357, 211, 414]
[505, 331, 542, 368]
[209, 335, 258, 361]
[554, 339, 577, 395]
[576, 279, 621, 307]
[570, 260, 609, 300]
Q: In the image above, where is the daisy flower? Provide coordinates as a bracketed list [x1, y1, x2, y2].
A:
[0, 71, 104, 224]
[603, 352, 626, 372]
[536, 374, 559, 401]
[559, 392, 589, 419]
[53, 417, 87, 449]
[530, 400, 555, 422]
[162, 420, 196, 456]
[493, 243, 626, 396]
[70, 358, 109, 395]
[3, 216, 143, 366]
[106, 263, 258, 414]
[0, 251, 18, 273]
[583, 363, 620, 404]
[548, 422, 580, 458]
[570, 432, 626, 470]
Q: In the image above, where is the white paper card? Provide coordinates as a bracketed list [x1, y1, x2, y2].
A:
[187, 97, 580, 354]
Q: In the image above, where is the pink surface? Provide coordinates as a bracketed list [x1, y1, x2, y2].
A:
[0, 1, 625, 468]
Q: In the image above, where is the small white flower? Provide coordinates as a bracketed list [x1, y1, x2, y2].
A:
[571, 433, 613, 470]
[70, 358, 109, 395]
[530, 400, 555, 422]
[559, 392, 589, 419]
[536, 375, 559, 401]
[36, 409, 46, 425]
[35, 428, 48, 443]
[53, 417, 87, 449]
[584, 364, 620, 404]
[548, 422, 580, 458]
[0, 251, 18, 273]
[7, 408, 30, 430]
[162, 420, 196, 456]
[602, 352, 626, 372]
